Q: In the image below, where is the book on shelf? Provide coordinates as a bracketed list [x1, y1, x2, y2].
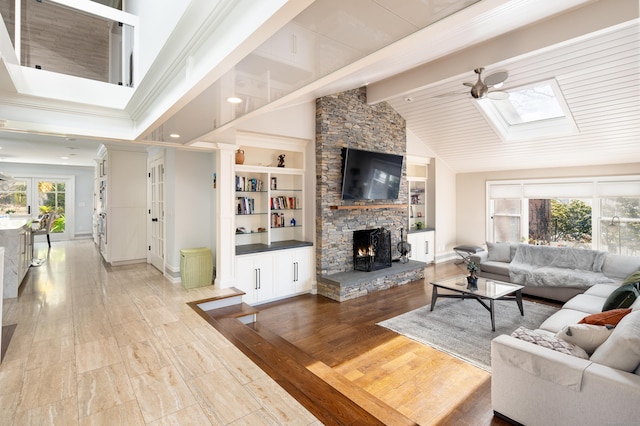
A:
[236, 197, 255, 214]
[270, 196, 298, 210]
[235, 176, 263, 192]
[271, 212, 285, 227]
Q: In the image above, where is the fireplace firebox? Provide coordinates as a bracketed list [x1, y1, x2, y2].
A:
[353, 228, 392, 272]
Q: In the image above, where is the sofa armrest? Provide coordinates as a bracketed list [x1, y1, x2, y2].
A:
[470, 251, 488, 264]
[492, 334, 640, 426]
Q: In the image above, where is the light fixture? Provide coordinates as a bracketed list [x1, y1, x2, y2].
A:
[169, 133, 180, 139]
[227, 97, 242, 104]
[60, 156, 69, 160]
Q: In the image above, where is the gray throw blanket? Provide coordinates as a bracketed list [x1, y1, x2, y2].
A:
[509, 244, 615, 288]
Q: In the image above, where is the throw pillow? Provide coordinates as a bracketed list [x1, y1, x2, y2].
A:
[578, 308, 632, 326]
[511, 327, 588, 359]
[602, 283, 640, 311]
[590, 311, 640, 372]
[556, 324, 613, 355]
[622, 269, 640, 286]
[487, 241, 511, 262]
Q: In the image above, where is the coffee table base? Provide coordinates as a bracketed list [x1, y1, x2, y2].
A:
[430, 285, 524, 331]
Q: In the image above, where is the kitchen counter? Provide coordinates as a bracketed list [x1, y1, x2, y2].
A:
[0, 218, 33, 298]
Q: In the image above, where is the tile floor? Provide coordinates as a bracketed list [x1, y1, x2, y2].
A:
[0, 240, 320, 425]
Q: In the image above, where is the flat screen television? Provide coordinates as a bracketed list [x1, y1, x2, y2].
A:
[341, 148, 403, 200]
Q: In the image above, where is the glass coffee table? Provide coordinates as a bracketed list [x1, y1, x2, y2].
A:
[430, 275, 524, 331]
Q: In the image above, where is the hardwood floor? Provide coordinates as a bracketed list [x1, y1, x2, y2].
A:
[200, 261, 547, 425]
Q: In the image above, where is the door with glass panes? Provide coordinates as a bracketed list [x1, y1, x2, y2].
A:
[0, 177, 72, 241]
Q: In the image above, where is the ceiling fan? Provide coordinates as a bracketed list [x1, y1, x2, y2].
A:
[463, 67, 509, 100]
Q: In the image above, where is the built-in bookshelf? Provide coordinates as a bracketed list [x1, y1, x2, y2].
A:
[234, 146, 305, 247]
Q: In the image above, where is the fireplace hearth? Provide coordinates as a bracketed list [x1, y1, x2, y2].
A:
[353, 228, 392, 272]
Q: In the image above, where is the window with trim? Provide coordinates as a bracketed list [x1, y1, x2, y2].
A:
[487, 176, 640, 255]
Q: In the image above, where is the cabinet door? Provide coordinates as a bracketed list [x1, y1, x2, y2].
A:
[407, 232, 426, 262]
[235, 256, 258, 304]
[292, 247, 313, 294]
[253, 253, 275, 303]
[424, 231, 435, 263]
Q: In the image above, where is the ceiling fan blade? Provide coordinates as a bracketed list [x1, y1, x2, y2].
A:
[463, 82, 474, 87]
[484, 70, 509, 87]
[488, 90, 509, 100]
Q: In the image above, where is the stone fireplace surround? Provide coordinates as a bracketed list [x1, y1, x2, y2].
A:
[315, 87, 425, 302]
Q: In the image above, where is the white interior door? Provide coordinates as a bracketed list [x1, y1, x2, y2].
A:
[148, 153, 165, 272]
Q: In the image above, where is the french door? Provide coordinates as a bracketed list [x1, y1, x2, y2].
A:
[148, 153, 165, 272]
[0, 176, 73, 241]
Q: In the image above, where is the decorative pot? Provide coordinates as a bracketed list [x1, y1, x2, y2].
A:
[235, 149, 245, 165]
[466, 275, 478, 290]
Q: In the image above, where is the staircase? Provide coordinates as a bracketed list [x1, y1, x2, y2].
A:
[194, 287, 259, 324]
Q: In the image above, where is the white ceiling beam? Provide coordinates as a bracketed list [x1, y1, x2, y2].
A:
[367, 0, 639, 104]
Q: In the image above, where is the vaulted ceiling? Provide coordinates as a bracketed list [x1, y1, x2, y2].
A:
[0, 0, 638, 173]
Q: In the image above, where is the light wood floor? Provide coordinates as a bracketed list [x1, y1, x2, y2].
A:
[0, 240, 320, 425]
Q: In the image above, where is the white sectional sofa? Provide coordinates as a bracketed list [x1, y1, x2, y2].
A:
[470, 243, 640, 302]
[491, 282, 640, 426]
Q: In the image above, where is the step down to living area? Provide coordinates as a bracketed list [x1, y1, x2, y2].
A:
[194, 288, 259, 324]
[188, 297, 415, 425]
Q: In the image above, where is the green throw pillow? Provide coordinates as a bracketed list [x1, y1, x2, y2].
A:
[622, 270, 640, 286]
[602, 283, 640, 312]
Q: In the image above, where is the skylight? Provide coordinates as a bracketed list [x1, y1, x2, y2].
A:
[476, 79, 578, 141]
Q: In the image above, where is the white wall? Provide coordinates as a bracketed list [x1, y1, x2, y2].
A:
[237, 102, 316, 141]
[456, 162, 640, 247]
[125, 0, 190, 79]
[164, 149, 215, 271]
[406, 128, 457, 262]
[0, 163, 94, 237]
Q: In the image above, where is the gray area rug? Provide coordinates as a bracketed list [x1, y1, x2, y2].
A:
[377, 298, 559, 371]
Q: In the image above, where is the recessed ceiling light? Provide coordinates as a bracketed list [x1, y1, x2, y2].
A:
[169, 133, 180, 138]
[60, 156, 69, 160]
[404, 96, 414, 102]
[227, 97, 243, 104]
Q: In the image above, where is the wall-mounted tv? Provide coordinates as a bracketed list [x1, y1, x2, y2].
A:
[341, 148, 403, 200]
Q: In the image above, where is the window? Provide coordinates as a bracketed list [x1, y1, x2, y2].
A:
[600, 198, 640, 255]
[476, 79, 578, 141]
[486, 176, 640, 255]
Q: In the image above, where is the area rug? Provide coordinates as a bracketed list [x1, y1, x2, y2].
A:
[377, 298, 559, 371]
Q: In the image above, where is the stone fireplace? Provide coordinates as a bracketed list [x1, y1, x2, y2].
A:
[315, 87, 426, 302]
[353, 228, 392, 272]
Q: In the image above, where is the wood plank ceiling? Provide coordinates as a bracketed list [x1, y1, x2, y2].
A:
[386, 23, 640, 173]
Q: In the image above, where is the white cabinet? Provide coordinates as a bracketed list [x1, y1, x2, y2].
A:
[275, 246, 314, 297]
[235, 253, 275, 305]
[236, 245, 313, 306]
[97, 145, 147, 265]
[408, 230, 434, 263]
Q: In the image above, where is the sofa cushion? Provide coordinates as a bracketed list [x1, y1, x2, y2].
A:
[556, 324, 613, 355]
[602, 283, 640, 311]
[539, 309, 594, 334]
[603, 254, 640, 280]
[578, 308, 632, 326]
[511, 327, 588, 359]
[590, 311, 640, 372]
[478, 260, 511, 276]
[584, 284, 619, 298]
[487, 241, 512, 262]
[563, 294, 607, 314]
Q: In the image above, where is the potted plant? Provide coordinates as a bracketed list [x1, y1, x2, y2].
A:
[466, 261, 479, 289]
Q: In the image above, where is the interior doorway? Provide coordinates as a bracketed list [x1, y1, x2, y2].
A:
[148, 152, 165, 273]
